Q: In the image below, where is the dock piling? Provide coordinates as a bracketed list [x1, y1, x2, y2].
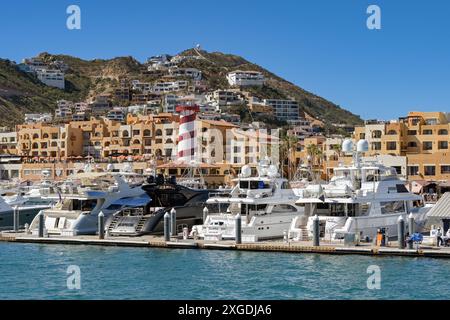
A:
[38, 211, 44, 238]
[313, 214, 320, 246]
[408, 213, 414, 249]
[98, 212, 105, 239]
[235, 213, 242, 244]
[203, 207, 208, 223]
[13, 205, 19, 232]
[164, 212, 170, 242]
[398, 216, 405, 249]
[170, 208, 177, 237]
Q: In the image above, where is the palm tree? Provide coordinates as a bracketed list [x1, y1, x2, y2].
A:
[280, 135, 299, 179]
[306, 143, 324, 179]
[330, 144, 342, 161]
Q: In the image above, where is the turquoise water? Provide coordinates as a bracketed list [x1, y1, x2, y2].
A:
[0, 242, 449, 300]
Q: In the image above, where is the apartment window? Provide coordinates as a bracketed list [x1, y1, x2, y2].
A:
[425, 119, 438, 125]
[422, 129, 433, 135]
[386, 142, 397, 150]
[407, 130, 417, 135]
[408, 141, 418, 148]
[387, 130, 397, 135]
[359, 133, 365, 139]
[132, 130, 140, 136]
[423, 141, 433, 151]
[424, 165, 436, 176]
[441, 166, 450, 174]
[371, 131, 382, 138]
[371, 142, 381, 151]
[407, 166, 419, 176]
[438, 141, 448, 149]
[438, 129, 448, 135]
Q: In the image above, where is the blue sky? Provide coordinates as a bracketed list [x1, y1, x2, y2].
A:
[1, 0, 449, 120]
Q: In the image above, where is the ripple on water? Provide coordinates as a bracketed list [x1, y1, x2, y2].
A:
[0, 243, 449, 299]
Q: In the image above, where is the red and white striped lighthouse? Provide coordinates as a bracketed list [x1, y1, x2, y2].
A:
[176, 104, 200, 163]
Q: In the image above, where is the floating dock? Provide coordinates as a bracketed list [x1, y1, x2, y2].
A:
[2, 232, 450, 259]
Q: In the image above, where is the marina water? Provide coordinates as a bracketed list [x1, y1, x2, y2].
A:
[1, 242, 449, 300]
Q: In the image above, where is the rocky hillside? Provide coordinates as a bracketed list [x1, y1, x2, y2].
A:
[0, 49, 363, 128]
[178, 49, 362, 127]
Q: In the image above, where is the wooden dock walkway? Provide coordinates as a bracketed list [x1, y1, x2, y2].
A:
[1, 232, 450, 259]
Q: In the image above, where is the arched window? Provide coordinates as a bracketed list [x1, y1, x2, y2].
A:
[42, 133, 49, 139]
[122, 130, 129, 137]
[133, 139, 140, 145]
[143, 129, 151, 136]
[166, 138, 173, 144]
[51, 141, 58, 147]
[32, 133, 39, 139]
[32, 143, 38, 149]
[155, 129, 162, 136]
[438, 129, 448, 135]
[105, 141, 110, 147]
[372, 130, 382, 138]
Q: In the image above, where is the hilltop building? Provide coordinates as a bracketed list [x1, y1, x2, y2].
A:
[226, 71, 265, 87]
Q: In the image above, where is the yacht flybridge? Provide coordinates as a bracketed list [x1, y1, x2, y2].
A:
[192, 158, 304, 242]
[289, 139, 431, 241]
[29, 171, 148, 236]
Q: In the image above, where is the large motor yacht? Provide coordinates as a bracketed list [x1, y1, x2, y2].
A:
[29, 171, 148, 236]
[191, 158, 304, 242]
[289, 139, 432, 241]
[0, 171, 56, 230]
[105, 175, 210, 237]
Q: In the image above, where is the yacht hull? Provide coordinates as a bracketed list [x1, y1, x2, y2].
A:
[0, 206, 49, 231]
[107, 204, 204, 236]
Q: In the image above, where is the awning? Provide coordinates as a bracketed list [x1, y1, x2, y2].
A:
[438, 180, 450, 188]
[111, 194, 151, 207]
[427, 192, 450, 218]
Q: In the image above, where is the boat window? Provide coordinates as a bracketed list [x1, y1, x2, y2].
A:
[248, 204, 267, 211]
[316, 203, 329, 210]
[239, 181, 249, 189]
[396, 184, 409, 193]
[359, 203, 370, 215]
[272, 204, 297, 213]
[104, 204, 123, 211]
[248, 180, 270, 189]
[71, 199, 97, 211]
[380, 201, 405, 214]
[329, 203, 346, 217]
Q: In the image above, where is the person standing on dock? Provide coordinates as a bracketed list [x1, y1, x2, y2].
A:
[437, 228, 444, 246]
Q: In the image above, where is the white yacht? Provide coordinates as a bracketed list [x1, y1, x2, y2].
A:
[0, 172, 56, 230]
[289, 139, 431, 241]
[192, 159, 304, 242]
[29, 171, 148, 236]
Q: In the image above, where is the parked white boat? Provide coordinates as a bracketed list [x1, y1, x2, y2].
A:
[289, 139, 432, 241]
[29, 171, 148, 236]
[192, 159, 304, 242]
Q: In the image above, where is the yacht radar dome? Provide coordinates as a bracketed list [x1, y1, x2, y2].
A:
[356, 139, 369, 153]
[241, 165, 251, 178]
[267, 165, 279, 178]
[342, 139, 353, 153]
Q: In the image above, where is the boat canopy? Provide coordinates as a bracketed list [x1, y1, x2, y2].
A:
[110, 194, 151, 207]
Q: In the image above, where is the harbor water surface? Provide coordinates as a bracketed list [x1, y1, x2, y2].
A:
[1, 242, 449, 300]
